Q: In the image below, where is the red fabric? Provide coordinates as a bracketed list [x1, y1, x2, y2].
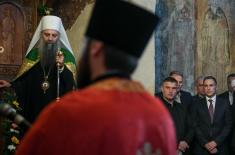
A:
[16, 79, 176, 155]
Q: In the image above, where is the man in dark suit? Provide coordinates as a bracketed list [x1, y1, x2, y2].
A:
[219, 73, 235, 105]
[219, 73, 235, 155]
[193, 76, 232, 155]
[169, 71, 192, 108]
[156, 77, 193, 155]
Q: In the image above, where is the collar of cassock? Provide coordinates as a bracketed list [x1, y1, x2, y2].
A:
[91, 71, 130, 84]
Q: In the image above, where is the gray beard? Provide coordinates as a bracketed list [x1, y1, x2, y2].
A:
[38, 40, 60, 71]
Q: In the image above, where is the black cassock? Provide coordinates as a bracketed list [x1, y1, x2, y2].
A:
[12, 62, 75, 123]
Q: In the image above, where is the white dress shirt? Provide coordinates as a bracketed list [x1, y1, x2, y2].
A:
[206, 95, 216, 111]
[229, 91, 233, 105]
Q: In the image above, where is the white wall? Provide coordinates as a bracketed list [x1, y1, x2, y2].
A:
[66, 3, 94, 60]
[129, 0, 157, 94]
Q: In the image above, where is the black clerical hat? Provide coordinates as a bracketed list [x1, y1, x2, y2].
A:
[85, 0, 159, 58]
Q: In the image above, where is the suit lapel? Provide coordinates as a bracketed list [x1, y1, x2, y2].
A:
[226, 92, 231, 105]
[201, 98, 212, 124]
[226, 92, 229, 98]
[213, 96, 221, 124]
[225, 91, 234, 105]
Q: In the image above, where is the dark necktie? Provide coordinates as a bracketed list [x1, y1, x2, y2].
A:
[208, 99, 214, 123]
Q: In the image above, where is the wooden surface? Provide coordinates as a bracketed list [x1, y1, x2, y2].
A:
[0, 0, 38, 80]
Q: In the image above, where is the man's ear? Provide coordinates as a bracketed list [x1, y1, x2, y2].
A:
[89, 40, 104, 57]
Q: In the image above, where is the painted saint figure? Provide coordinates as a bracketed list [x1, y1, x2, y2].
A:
[166, 0, 194, 92]
[201, 0, 230, 92]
